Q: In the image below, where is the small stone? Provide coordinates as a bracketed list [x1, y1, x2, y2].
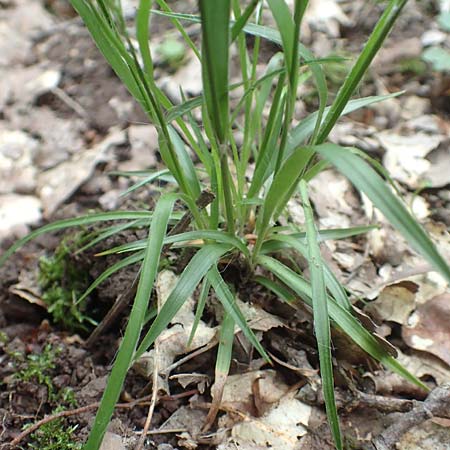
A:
[0, 194, 42, 241]
[99, 432, 126, 450]
[421, 29, 447, 47]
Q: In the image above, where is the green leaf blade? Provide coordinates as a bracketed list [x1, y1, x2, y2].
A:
[299, 180, 342, 450]
[316, 144, 450, 285]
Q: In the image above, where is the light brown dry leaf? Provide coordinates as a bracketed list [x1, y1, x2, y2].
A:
[118, 124, 158, 172]
[402, 294, 450, 366]
[134, 271, 216, 387]
[158, 404, 207, 449]
[219, 392, 311, 450]
[398, 350, 450, 386]
[364, 281, 419, 325]
[236, 299, 285, 332]
[0, 130, 39, 195]
[308, 169, 358, 229]
[218, 370, 290, 417]
[378, 131, 442, 188]
[398, 419, 450, 450]
[37, 129, 125, 217]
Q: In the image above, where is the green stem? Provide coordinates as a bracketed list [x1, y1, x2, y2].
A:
[220, 150, 236, 234]
[316, 0, 408, 144]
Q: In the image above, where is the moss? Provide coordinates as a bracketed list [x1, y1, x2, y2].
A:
[11, 344, 81, 449]
[38, 233, 95, 332]
[26, 412, 82, 450]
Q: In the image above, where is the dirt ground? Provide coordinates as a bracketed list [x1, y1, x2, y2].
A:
[1, 0, 450, 449]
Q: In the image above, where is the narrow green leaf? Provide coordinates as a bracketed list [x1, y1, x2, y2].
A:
[187, 278, 211, 347]
[208, 266, 270, 361]
[77, 251, 144, 304]
[0, 211, 153, 267]
[265, 233, 352, 311]
[85, 193, 177, 450]
[97, 230, 249, 259]
[119, 169, 173, 197]
[136, 0, 154, 77]
[300, 180, 342, 450]
[258, 255, 428, 391]
[267, 0, 295, 72]
[204, 311, 235, 430]
[76, 219, 147, 254]
[316, 144, 450, 285]
[167, 125, 201, 199]
[199, 0, 231, 144]
[287, 93, 403, 154]
[316, 0, 408, 144]
[135, 244, 232, 358]
[231, 0, 259, 42]
[254, 146, 314, 255]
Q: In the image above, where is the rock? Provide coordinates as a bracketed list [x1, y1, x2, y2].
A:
[0, 194, 42, 241]
[0, 130, 38, 194]
[99, 432, 126, 450]
[421, 29, 447, 47]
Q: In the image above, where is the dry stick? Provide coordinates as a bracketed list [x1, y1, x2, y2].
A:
[8, 390, 198, 449]
[372, 383, 450, 450]
[136, 270, 163, 450]
[135, 337, 159, 450]
[86, 189, 215, 347]
[8, 397, 149, 449]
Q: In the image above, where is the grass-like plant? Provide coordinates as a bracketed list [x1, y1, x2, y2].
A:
[2, 1, 450, 449]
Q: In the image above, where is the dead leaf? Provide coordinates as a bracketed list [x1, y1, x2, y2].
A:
[365, 281, 419, 325]
[378, 131, 442, 188]
[37, 129, 125, 217]
[309, 169, 358, 229]
[398, 419, 450, 450]
[402, 294, 450, 366]
[134, 271, 217, 387]
[219, 393, 311, 450]
[219, 370, 290, 417]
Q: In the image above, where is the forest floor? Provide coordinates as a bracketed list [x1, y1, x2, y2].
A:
[1, 0, 450, 449]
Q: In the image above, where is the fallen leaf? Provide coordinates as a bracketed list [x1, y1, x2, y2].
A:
[219, 393, 311, 450]
[402, 294, 450, 366]
[378, 131, 442, 188]
[37, 129, 125, 217]
[134, 271, 217, 387]
[365, 281, 419, 325]
[219, 370, 290, 417]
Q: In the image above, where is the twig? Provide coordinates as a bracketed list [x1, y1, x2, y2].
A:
[7, 389, 198, 449]
[135, 341, 159, 450]
[52, 87, 90, 120]
[8, 396, 150, 449]
[372, 383, 450, 450]
[136, 259, 163, 450]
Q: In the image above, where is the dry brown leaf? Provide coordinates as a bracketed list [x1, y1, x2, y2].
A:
[402, 294, 450, 366]
[378, 131, 442, 188]
[364, 281, 419, 325]
[218, 392, 311, 450]
[219, 370, 290, 417]
[37, 129, 125, 217]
